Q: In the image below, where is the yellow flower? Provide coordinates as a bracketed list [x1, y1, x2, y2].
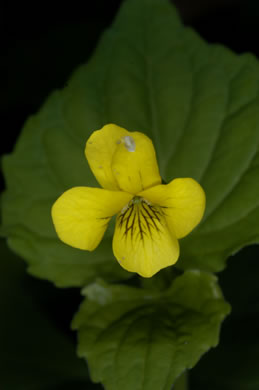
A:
[51, 124, 205, 278]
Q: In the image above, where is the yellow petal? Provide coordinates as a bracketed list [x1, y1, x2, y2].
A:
[112, 198, 179, 277]
[111, 131, 161, 194]
[139, 178, 206, 239]
[52, 187, 132, 250]
[85, 124, 128, 190]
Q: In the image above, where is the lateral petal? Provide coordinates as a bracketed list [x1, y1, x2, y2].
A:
[139, 178, 206, 239]
[112, 199, 179, 277]
[52, 187, 132, 250]
[85, 124, 128, 190]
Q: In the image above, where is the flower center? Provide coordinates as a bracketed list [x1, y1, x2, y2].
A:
[131, 196, 143, 204]
[117, 196, 164, 242]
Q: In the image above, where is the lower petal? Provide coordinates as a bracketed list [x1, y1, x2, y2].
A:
[52, 187, 132, 250]
[139, 178, 205, 239]
[112, 198, 179, 277]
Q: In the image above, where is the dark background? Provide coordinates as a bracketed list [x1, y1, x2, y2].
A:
[1, 1, 259, 389]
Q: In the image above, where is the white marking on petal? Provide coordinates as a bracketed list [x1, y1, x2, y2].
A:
[122, 136, 136, 152]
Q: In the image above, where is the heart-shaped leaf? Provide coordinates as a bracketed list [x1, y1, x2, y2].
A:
[2, 0, 259, 286]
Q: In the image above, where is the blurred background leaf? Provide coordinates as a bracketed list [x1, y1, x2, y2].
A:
[190, 244, 259, 390]
[0, 237, 104, 389]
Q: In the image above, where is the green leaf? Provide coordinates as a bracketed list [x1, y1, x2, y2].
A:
[190, 245, 259, 390]
[0, 238, 94, 389]
[73, 271, 230, 390]
[2, 0, 259, 286]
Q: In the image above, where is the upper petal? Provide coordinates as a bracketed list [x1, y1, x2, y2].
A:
[52, 187, 132, 250]
[139, 178, 206, 239]
[112, 198, 179, 277]
[85, 124, 129, 190]
[85, 124, 161, 193]
[111, 131, 161, 194]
